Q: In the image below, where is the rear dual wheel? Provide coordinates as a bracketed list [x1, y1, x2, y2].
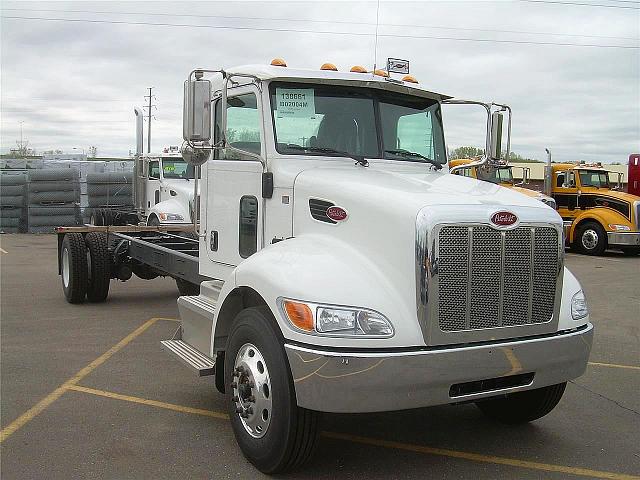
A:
[225, 307, 320, 473]
[61, 233, 110, 303]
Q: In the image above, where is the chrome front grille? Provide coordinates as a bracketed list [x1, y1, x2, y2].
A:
[437, 225, 559, 332]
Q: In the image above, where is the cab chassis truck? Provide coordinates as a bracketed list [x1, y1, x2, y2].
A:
[57, 60, 593, 474]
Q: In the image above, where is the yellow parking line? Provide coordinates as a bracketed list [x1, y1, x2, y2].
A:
[0, 317, 163, 443]
[322, 432, 640, 480]
[68, 385, 639, 480]
[588, 362, 640, 371]
[67, 385, 228, 420]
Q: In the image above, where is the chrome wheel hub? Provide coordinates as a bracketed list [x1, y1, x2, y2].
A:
[62, 248, 70, 288]
[582, 229, 599, 250]
[232, 343, 272, 438]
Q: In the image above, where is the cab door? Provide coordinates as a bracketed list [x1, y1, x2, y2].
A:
[554, 170, 578, 220]
[205, 86, 264, 268]
[146, 159, 161, 210]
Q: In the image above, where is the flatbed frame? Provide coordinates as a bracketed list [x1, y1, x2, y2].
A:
[56, 224, 207, 286]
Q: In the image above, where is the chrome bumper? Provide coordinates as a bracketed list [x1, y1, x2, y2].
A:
[285, 324, 593, 413]
[607, 231, 640, 246]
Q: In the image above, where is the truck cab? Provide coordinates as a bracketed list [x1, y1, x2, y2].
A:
[162, 60, 593, 473]
[143, 148, 198, 226]
[449, 158, 557, 209]
[544, 161, 640, 255]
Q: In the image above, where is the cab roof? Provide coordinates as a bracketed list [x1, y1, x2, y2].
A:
[218, 64, 453, 101]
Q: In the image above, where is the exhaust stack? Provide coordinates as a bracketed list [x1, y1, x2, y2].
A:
[544, 148, 552, 197]
[133, 108, 146, 216]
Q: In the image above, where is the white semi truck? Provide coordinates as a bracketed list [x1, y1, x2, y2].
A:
[57, 60, 593, 474]
[89, 109, 197, 228]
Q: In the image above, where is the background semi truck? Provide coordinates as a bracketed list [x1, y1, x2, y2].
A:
[57, 60, 593, 474]
[449, 158, 557, 209]
[542, 151, 640, 256]
[89, 109, 197, 228]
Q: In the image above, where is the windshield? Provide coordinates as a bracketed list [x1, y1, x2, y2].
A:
[579, 170, 610, 188]
[478, 166, 514, 184]
[270, 83, 446, 165]
[161, 157, 195, 179]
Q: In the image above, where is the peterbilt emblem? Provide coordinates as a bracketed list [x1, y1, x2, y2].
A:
[326, 206, 348, 222]
[491, 211, 518, 227]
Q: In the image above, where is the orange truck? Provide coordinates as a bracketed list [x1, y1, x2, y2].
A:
[541, 151, 640, 255]
[449, 158, 557, 209]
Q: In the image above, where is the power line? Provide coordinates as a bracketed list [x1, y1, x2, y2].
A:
[2, 7, 637, 41]
[1, 15, 637, 49]
[519, 0, 640, 9]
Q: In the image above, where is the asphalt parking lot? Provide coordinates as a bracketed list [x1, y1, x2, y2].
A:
[1, 234, 638, 479]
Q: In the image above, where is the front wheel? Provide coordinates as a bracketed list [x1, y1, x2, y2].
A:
[475, 382, 566, 424]
[225, 307, 320, 473]
[574, 221, 607, 255]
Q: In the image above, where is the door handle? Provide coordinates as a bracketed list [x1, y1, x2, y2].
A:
[210, 231, 218, 251]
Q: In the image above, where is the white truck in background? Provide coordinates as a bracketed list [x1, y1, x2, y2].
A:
[89, 109, 197, 228]
[59, 59, 594, 474]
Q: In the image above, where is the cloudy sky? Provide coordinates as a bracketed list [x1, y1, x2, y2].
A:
[1, 0, 638, 163]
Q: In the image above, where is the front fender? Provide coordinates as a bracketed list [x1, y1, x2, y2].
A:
[558, 266, 590, 330]
[148, 198, 190, 224]
[225, 235, 425, 349]
[568, 209, 632, 242]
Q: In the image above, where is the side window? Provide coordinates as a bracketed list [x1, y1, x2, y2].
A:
[149, 161, 160, 179]
[397, 111, 435, 160]
[239, 196, 258, 258]
[226, 93, 261, 158]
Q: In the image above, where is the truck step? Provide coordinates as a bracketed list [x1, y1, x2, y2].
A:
[161, 339, 215, 376]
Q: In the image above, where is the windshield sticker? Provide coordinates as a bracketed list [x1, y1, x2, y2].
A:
[276, 88, 315, 119]
[163, 165, 175, 172]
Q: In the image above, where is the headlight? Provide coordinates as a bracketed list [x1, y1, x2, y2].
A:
[159, 213, 184, 221]
[571, 290, 589, 320]
[279, 298, 394, 337]
[608, 224, 630, 231]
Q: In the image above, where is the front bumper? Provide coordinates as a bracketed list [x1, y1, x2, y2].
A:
[285, 323, 593, 413]
[607, 231, 640, 247]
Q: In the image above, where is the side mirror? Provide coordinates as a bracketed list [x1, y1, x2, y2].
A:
[490, 112, 503, 160]
[183, 75, 212, 143]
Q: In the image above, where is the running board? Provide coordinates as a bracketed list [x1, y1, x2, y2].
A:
[161, 339, 215, 376]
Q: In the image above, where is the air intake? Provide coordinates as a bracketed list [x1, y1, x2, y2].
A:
[309, 199, 336, 224]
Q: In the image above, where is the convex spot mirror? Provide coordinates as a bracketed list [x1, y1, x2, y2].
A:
[490, 112, 504, 160]
[183, 76, 212, 143]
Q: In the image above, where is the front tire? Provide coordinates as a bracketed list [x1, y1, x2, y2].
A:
[225, 307, 320, 473]
[475, 382, 566, 424]
[574, 221, 607, 255]
[61, 233, 88, 304]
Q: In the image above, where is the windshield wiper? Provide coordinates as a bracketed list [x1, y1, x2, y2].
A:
[286, 145, 369, 167]
[384, 149, 442, 170]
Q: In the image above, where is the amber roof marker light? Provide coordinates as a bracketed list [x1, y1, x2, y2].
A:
[270, 58, 287, 67]
[320, 63, 338, 71]
[402, 75, 419, 84]
[350, 65, 368, 73]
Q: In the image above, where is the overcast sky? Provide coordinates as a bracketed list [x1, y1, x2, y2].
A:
[1, 0, 638, 162]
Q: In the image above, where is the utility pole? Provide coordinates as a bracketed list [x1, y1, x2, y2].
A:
[144, 87, 157, 154]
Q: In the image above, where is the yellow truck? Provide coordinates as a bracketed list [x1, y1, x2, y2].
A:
[541, 155, 640, 255]
[449, 158, 557, 209]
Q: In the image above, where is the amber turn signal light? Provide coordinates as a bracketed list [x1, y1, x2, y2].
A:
[283, 300, 314, 331]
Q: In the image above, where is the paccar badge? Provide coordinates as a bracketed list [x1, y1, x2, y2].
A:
[491, 211, 518, 227]
[326, 206, 348, 222]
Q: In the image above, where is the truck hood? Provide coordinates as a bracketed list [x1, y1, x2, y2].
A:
[294, 163, 560, 214]
[163, 179, 198, 199]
